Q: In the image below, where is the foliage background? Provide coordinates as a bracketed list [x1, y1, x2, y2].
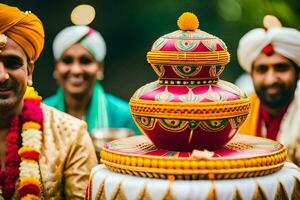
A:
[2, 0, 300, 100]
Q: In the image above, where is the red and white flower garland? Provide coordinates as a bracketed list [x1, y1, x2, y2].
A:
[0, 87, 43, 199]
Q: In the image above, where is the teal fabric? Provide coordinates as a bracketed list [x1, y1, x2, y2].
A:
[43, 82, 140, 134]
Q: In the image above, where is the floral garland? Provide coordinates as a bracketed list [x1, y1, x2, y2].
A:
[0, 87, 43, 199]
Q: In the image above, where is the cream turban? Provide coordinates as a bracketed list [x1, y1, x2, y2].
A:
[0, 4, 44, 62]
[53, 25, 106, 62]
[237, 27, 300, 73]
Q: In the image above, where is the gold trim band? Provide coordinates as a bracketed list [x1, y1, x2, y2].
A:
[147, 51, 230, 65]
[129, 98, 251, 120]
[104, 163, 284, 180]
[159, 78, 219, 85]
[101, 147, 287, 180]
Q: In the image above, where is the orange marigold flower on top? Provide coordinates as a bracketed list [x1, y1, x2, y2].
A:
[22, 121, 41, 131]
[177, 12, 199, 31]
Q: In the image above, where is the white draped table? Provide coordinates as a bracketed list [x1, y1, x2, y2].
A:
[87, 162, 300, 200]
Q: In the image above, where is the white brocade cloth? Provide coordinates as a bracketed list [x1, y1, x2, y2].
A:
[89, 162, 300, 200]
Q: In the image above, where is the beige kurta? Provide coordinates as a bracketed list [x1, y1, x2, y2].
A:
[239, 93, 300, 166]
[37, 104, 98, 199]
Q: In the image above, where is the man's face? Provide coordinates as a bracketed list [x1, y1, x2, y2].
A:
[0, 37, 34, 112]
[251, 52, 298, 109]
[55, 43, 101, 97]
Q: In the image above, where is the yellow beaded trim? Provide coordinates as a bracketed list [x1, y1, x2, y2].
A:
[129, 98, 251, 120]
[159, 78, 219, 85]
[101, 147, 287, 180]
[104, 164, 284, 180]
[147, 51, 230, 65]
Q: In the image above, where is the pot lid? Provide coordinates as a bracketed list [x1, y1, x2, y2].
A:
[147, 12, 230, 66]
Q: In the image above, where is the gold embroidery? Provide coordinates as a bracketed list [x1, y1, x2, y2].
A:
[225, 142, 253, 151]
[291, 177, 300, 200]
[147, 51, 230, 65]
[159, 78, 219, 85]
[137, 184, 152, 200]
[252, 183, 267, 200]
[233, 188, 243, 200]
[95, 179, 105, 200]
[110, 182, 127, 200]
[162, 186, 176, 200]
[274, 182, 289, 200]
[206, 182, 216, 200]
[101, 141, 287, 180]
[130, 98, 251, 120]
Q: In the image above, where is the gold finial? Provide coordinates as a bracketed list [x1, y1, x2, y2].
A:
[263, 15, 282, 30]
[0, 34, 8, 53]
[177, 12, 199, 31]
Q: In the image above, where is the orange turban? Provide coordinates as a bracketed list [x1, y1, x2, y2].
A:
[0, 4, 44, 61]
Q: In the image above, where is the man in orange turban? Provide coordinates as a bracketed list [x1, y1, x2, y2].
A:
[0, 4, 97, 199]
[0, 4, 44, 62]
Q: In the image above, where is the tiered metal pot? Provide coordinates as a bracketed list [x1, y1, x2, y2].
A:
[130, 13, 251, 151]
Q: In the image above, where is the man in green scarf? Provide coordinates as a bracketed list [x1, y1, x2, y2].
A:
[44, 25, 139, 134]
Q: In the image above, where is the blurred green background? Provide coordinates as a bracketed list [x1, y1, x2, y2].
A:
[2, 0, 300, 100]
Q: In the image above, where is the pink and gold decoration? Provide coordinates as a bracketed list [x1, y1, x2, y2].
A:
[101, 135, 287, 179]
[130, 12, 251, 151]
[89, 12, 300, 200]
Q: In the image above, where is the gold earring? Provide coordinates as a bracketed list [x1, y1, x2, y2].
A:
[53, 71, 57, 79]
[96, 71, 104, 80]
[27, 79, 33, 86]
[0, 34, 7, 53]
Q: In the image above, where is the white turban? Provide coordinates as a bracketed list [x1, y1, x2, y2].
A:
[53, 25, 106, 62]
[237, 27, 300, 73]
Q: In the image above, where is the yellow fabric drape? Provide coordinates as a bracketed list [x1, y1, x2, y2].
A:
[0, 4, 44, 61]
[238, 93, 260, 136]
[238, 93, 300, 167]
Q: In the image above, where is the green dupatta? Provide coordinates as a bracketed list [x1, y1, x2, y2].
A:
[54, 82, 109, 132]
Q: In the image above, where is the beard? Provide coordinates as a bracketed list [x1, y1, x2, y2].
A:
[255, 81, 297, 109]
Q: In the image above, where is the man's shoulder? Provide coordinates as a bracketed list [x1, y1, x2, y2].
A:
[41, 104, 87, 139]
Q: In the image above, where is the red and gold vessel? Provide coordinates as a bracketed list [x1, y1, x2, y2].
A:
[130, 12, 251, 151]
[98, 13, 289, 185]
[91, 15, 293, 200]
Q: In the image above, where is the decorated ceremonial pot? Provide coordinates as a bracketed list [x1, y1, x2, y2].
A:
[129, 13, 251, 151]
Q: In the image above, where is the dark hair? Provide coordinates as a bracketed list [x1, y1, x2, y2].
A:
[289, 58, 300, 75]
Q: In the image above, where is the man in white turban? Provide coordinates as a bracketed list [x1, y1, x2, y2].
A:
[238, 16, 300, 166]
[43, 25, 139, 135]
